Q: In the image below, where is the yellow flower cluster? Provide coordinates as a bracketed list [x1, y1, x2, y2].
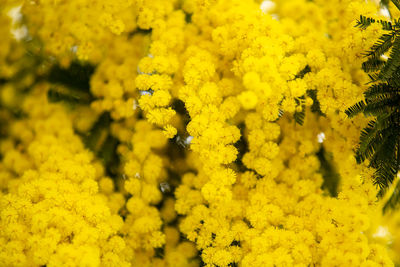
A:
[132, 0, 396, 265]
[1, 0, 400, 266]
[90, 34, 150, 120]
[17, 0, 177, 62]
[373, 179, 400, 264]
[0, 85, 129, 266]
[109, 117, 199, 266]
[119, 121, 167, 263]
[176, 113, 393, 266]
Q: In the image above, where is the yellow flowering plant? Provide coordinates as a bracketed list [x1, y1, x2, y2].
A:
[0, 0, 400, 266]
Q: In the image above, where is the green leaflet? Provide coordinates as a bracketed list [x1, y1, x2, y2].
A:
[346, 0, 400, 212]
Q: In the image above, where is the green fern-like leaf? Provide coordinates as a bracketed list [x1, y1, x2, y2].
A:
[355, 128, 386, 164]
[363, 95, 399, 116]
[293, 108, 305, 125]
[347, 0, 400, 211]
[379, 36, 400, 80]
[380, 20, 394, 31]
[369, 130, 398, 167]
[364, 83, 396, 99]
[367, 73, 381, 83]
[306, 89, 325, 116]
[364, 33, 395, 59]
[357, 115, 394, 158]
[375, 161, 397, 191]
[356, 15, 393, 31]
[355, 15, 377, 29]
[345, 100, 367, 117]
[388, 68, 400, 86]
[362, 57, 386, 73]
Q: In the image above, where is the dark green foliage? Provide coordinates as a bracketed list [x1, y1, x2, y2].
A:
[356, 8, 400, 84]
[82, 112, 120, 177]
[46, 61, 95, 105]
[47, 61, 94, 90]
[355, 15, 393, 30]
[42, 61, 120, 177]
[293, 107, 306, 125]
[346, 0, 400, 211]
[362, 57, 386, 73]
[317, 147, 340, 197]
[293, 94, 306, 125]
[379, 36, 400, 80]
[288, 90, 324, 126]
[291, 66, 311, 125]
[185, 13, 192, 23]
[364, 33, 394, 60]
[47, 85, 92, 104]
[345, 101, 366, 118]
[346, 86, 400, 212]
[295, 65, 311, 79]
[289, 65, 325, 125]
[306, 89, 324, 116]
[128, 28, 152, 38]
[381, 0, 391, 7]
